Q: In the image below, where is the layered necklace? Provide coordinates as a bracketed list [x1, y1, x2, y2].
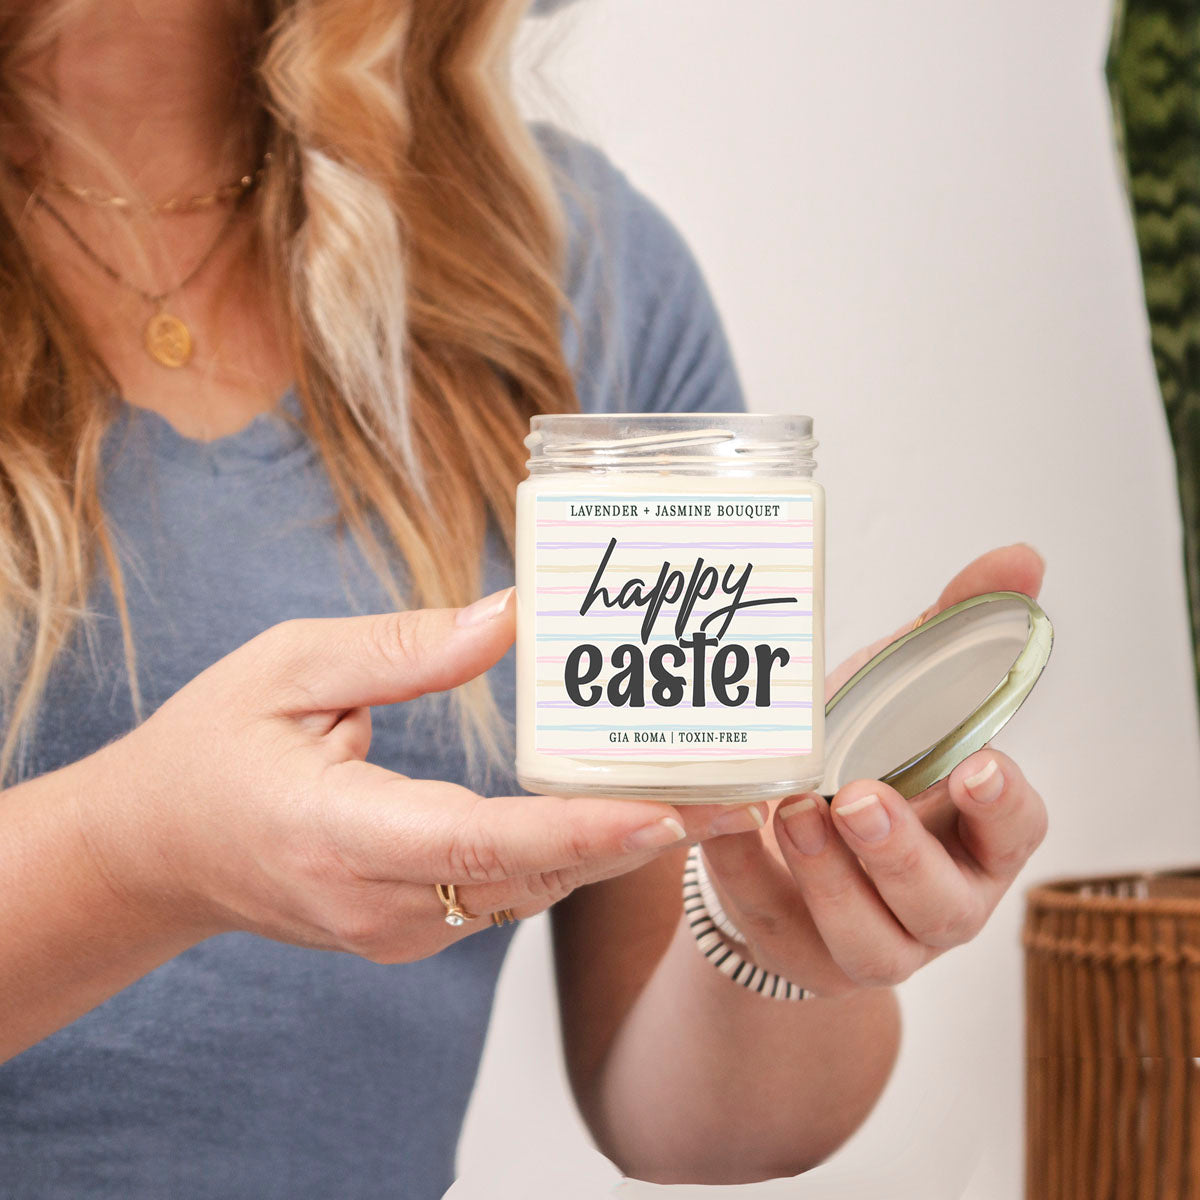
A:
[24, 151, 271, 369]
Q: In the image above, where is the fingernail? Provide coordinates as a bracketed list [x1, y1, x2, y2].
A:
[707, 803, 768, 837]
[833, 793, 891, 842]
[623, 816, 688, 852]
[964, 757, 1004, 803]
[778, 795, 827, 856]
[456, 587, 514, 627]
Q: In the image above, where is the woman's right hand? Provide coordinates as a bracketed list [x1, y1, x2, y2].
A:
[82, 588, 737, 963]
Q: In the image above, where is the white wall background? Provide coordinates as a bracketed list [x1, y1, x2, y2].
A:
[454, 2, 1200, 1197]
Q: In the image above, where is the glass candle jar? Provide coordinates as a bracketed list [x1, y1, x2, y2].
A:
[515, 413, 824, 803]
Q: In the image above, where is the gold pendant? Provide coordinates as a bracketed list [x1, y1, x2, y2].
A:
[144, 311, 194, 368]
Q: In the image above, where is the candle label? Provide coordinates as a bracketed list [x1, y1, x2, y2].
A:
[532, 491, 817, 760]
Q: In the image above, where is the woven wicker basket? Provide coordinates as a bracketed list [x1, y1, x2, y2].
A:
[1025, 871, 1200, 1199]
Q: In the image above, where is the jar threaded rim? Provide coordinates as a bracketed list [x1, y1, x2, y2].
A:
[525, 413, 817, 476]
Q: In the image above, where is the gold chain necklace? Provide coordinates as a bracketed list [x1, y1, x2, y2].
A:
[31, 192, 247, 368]
[40, 151, 272, 215]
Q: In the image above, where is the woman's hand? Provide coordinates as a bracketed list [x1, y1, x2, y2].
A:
[697, 544, 1049, 997]
[83, 588, 706, 963]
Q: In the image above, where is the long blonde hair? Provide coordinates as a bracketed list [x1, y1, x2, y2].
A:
[0, 0, 579, 781]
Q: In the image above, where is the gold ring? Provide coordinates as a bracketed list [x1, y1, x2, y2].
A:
[435, 883, 478, 927]
[491, 909, 517, 927]
[909, 606, 935, 634]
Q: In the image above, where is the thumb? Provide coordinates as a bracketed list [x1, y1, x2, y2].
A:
[260, 587, 515, 713]
[932, 542, 1045, 610]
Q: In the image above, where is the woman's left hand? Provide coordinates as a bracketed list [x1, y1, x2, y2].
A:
[696, 543, 1049, 997]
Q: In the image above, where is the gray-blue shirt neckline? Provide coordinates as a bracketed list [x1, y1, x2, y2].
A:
[106, 385, 313, 476]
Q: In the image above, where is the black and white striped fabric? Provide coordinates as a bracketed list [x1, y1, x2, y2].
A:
[682, 844, 813, 1002]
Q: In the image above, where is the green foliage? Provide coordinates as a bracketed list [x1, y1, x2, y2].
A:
[1109, 0, 1200, 698]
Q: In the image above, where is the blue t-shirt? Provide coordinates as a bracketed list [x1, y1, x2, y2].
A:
[0, 125, 746, 1199]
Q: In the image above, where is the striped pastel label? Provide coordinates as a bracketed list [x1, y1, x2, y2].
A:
[533, 491, 815, 760]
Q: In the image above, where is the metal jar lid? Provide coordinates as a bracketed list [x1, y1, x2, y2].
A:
[821, 591, 1054, 799]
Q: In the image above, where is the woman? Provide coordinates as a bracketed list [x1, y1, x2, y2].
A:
[0, 1, 1048, 1196]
